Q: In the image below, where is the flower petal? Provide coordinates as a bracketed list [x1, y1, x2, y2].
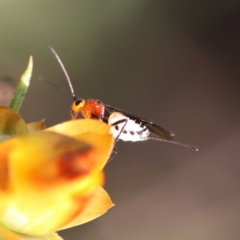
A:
[27, 119, 46, 131]
[0, 131, 104, 235]
[59, 186, 114, 230]
[0, 223, 61, 240]
[46, 119, 114, 169]
[0, 106, 29, 138]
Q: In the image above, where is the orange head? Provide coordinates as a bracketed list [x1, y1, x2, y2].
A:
[71, 98, 85, 119]
[71, 99, 106, 120]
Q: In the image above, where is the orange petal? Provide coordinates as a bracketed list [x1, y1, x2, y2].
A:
[0, 106, 29, 138]
[27, 119, 46, 131]
[46, 119, 114, 169]
[59, 186, 114, 230]
[0, 131, 104, 235]
[0, 222, 61, 240]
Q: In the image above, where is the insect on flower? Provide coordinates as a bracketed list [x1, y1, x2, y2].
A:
[41, 47, 198, 159]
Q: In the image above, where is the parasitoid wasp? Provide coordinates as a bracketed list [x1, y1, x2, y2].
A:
[41, 47, 198, 160]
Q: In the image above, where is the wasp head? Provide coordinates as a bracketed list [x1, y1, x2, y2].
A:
[71, 98, 86, 119]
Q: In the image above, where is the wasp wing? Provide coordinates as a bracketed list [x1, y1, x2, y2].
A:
[105, 104, 175, 140]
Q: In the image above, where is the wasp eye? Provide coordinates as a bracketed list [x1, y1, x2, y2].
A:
[75, 99, 82, 106]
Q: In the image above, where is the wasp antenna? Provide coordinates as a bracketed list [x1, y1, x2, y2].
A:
[39, 77, 74, 100]
[148, 137, 199, 151]
[49, 46, 76, 100]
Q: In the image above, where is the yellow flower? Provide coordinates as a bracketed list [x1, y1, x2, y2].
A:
[0, 106, 114, 239]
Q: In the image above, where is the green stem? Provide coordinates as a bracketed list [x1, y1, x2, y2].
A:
[9, 56, 33, 112]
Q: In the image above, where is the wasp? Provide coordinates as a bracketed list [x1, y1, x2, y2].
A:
[44, 47, 198, 159]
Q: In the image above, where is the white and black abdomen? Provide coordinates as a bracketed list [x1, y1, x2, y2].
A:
[108, 112, 150, 142]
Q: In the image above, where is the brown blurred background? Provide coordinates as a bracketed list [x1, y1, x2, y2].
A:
[1, 1, 240, 239]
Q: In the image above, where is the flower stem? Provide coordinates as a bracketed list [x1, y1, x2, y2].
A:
[9, 56, 33, 112]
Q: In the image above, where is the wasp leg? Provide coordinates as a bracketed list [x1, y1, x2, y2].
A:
[111, 118, 128, 142]
[108, 146, 118, 162]
[107, 118, 128, 162]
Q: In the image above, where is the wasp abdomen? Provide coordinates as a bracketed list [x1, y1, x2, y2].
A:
[108, 112, 150, 142]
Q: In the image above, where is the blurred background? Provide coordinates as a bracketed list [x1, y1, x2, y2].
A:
[1, 1, 240, 239]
